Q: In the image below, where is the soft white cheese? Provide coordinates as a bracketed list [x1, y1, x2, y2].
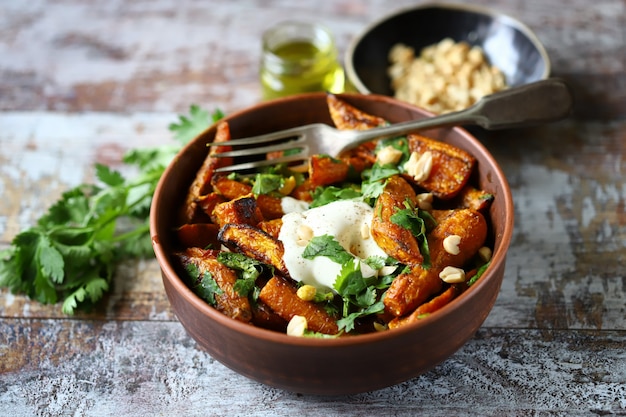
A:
[278, 199, 388, 291]
[280, 196, 310, 214]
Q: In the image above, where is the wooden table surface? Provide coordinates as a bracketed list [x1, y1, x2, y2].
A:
[1, 0, 625, 415]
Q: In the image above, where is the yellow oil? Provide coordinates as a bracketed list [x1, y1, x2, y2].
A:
[261, 40, 345, 100]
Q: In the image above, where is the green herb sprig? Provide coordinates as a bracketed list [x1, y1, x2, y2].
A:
[0, 105, 221, 314]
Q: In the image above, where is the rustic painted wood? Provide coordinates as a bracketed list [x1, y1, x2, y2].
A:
[1, 322, 624, 416]
[1, 0, 625, 415]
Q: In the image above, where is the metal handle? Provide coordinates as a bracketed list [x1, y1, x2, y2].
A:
[348, 78, 574, 145]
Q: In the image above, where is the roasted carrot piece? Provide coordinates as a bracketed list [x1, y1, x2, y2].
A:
[258, 218, 283, 239]
[327, 94, 385, 165]
[327, 94, 387, 130]
[212, 194, 264, 228]
[388, 285, 459, 329]
[251, 300, 289, 332]
[370, 175, 423, 265]
[427, 209, 488, 269]
[256, 194, 284, 220]
[384, 208, 487, 316]
[218, 223, 289, 277]
[340, 146, 376, 173]
[196, 192, 226, 220]
[259, 276, 339, 335]
[309, 154, 350, 187]
[404, 134, 475, 200]
[175, 223, 221, 249]
[181, 121, 233, 223]
[383, 264, 443, 317]
[455, 185, 494, 212]
[212, 177, 253, 200]
[211, 177, 284, 220]
[290, 178, 315, 202]
[175, 247, 252, 323]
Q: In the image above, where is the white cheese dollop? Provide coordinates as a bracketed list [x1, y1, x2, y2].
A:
[278, 199, 388, 291]
[280, 196, 310, 214]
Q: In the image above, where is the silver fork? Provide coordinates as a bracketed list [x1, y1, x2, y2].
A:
[210, 78, 573, 172]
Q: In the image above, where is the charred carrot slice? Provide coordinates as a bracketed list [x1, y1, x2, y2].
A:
[259, 276, 339, 335]
[218, 223, 289, 277]
[212, 195, 264, 228]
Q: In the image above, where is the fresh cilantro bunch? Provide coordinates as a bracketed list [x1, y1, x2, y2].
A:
[0, 105, 222, 314]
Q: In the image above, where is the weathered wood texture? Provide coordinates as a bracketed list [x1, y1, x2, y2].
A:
[1, 0, 625, 415]
[1, 0, 624, 118]
[1, 321, 624, 416]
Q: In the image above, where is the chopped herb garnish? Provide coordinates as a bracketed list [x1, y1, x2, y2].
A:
[468, 261, 491, 286]
[184, 263, 223, 306]
[302, 235, 353, 265]
[310, 185, 361, 208]
[217, 252, 266, 297]
[251, 173, 284, 196]
[390, 200, 436, 268]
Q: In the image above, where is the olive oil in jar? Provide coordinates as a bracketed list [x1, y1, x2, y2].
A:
[260, 21, 345, 100]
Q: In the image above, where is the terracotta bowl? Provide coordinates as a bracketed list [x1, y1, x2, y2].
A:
[150, 93, 514, 395]
[346, 3, 550, 97]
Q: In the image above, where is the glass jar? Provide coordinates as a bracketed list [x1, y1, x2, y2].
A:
[260, 21, 345, 100]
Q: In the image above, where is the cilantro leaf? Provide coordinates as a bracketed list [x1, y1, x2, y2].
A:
[95, 163, 125, 187]
[217, 252, 266, 298]
[390, 200, 436, 268]
[360, 163, 399, 202]
[251, 173, 284, 196]
[0, 105, 221, 314]
[468, 261, 491, 286]
[183, 263, 223, 306]
[302, 235, 353, 265]
[310, 186, 361, 208]
[333, 259, 386, 333]
[363, 163, 400, 183]
[196, 272, 224, 305]
[168, 105, 224, 145]
[360, 179, 386, 200]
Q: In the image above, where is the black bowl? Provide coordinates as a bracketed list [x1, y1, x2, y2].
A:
[346, 2, 550, 96]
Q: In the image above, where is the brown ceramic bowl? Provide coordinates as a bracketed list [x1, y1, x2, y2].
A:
[150, 93, 514, 395]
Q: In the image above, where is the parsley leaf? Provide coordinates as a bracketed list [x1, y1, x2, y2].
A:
[0, 106, 223, 314]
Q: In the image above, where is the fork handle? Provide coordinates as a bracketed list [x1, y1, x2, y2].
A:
[345, 78, 573, 145]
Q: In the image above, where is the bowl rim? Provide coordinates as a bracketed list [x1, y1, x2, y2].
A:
[150, 92, 514, 348]
[344, 1, 552, 95]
